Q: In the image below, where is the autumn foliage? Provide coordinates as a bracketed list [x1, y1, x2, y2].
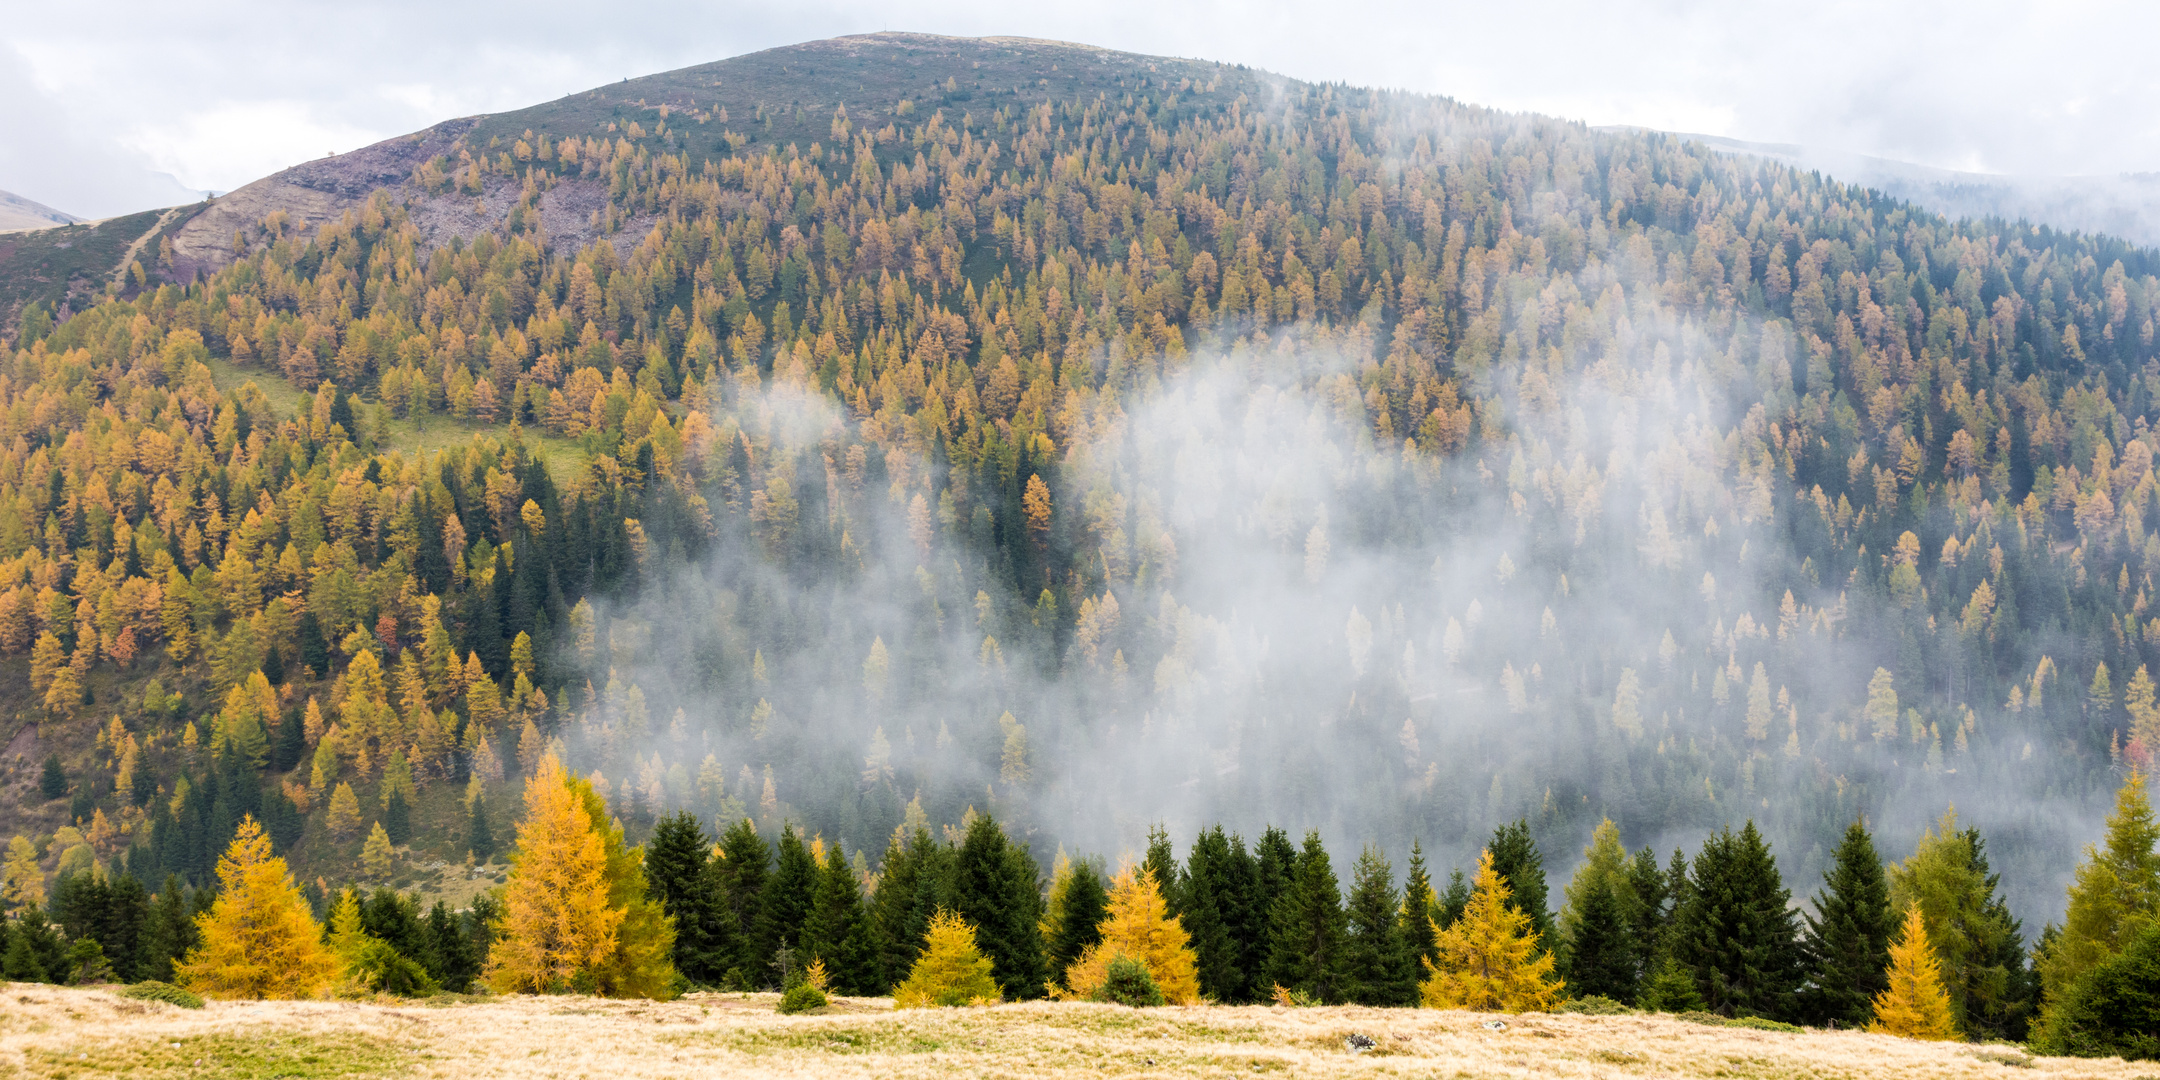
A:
[173, 816, 340, 999]
[894, 909, 1002, 1007]
[1419, 849, 1562, 1013]
[1053, 866, 1201, 1004]
[487, 753, 622, 993]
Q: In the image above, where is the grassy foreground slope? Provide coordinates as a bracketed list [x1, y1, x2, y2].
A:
[0, 986, 2129, 1079]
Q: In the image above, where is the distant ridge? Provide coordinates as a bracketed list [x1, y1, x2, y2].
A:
[0, 190, 82, 233]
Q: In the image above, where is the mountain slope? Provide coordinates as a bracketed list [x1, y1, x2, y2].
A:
[0, 190, 82, 233]
[0, 32, 2157, 965]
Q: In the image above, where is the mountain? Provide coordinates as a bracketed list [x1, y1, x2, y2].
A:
[0, 31, 2156, 951]
[0, 190, 81, 233]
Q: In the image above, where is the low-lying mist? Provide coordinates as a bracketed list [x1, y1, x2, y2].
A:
[555, 292, 2102, 932]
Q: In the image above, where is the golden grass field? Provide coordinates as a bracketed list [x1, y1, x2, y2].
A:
[2, 984, 2150, 1080]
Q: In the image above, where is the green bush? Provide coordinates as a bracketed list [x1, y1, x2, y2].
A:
[1725, 1016, 1802, 1033]
[1092, 956, 1164, 1007]
[352, 940, 439, 998]
[118, 981, 204, 1009]
[2030, 921, 2160, 1059]
[779, 983, 829, 1014]
[1559, 995, 1634, 1015]
[1672, 1010, 1801, 1033]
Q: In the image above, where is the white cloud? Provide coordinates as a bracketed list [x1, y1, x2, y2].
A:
[124, 101, 387, 193]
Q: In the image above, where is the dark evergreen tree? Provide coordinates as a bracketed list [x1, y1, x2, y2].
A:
[260, 640, 286, 686]
[1566, 874, 1639, 1002]
[1952, 828, 2038, 1042]
[713, 818, 771, 983]
[1142, 824, 1184, 918]
[801, 844, 876, 993]
[467, 792, 496, 859]
[1340, 845, 1415, 1006]
[98, 873, 150, 982]
[1671, 822, 1803, 1021]
[53, 871, 149, 983]
[1400, 840, 1441, 978]
[296, 610, 330, 677]
[2030, 918, 2160, 1059]
[1182, 826, 1252, 1002]
[129, 760, 157, 808]
[466, 893, 502, 975]
[360, 888, 428, 961]
[261, 788, 304, 852]
[1488, 819, 1554, 950]
[141, 874, 198, 982]
[1266, 830, 1348, 1003]
[7, 903, 66, 983]
[1046, 856, 1108, 991]
[272, 705, 305, 771]
[1799, 819, 1893, 1028]
[3, 918, 47, 982]
[954, 813, 1047, 1000]
[424, 900, 481, 992]
[382, 788, 413, 845]
[868, 827, 955, 994]
[645, 811, 730, 983]
[751, 825, 818, 985]
[1437, 868, 1470, 929]
[1627, 846, 1673, 963]
[1251, 826, 1298, 994]
[39, 754, 66, 801]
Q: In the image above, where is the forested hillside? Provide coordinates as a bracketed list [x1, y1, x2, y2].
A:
[2, 31, 2158, 954]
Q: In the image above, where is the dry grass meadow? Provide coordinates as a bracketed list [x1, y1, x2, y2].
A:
[0, 982, 2147, 1079]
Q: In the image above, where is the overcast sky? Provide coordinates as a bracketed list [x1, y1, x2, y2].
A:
[4, 0, 2156, 220]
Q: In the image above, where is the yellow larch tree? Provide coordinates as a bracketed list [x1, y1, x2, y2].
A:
[361, 822, 395, 880]
[486, 752, 621, 993]
[1868, 906, 1960, 1040]
[1419, 848, 1563, 1013]
[894, 909, 1002, 1007]
[566, 772, 677, 998]
[4, 833, 44, 907]
[1053, 866, 1201, 1004]
[174, 816, 341, 999]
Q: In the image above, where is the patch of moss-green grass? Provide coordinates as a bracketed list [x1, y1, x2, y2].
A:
[697, 1022, 949, 1056]
[28, 1030, 412, 1079]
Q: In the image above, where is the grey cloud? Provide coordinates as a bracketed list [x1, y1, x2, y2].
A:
[8, 2, 2160, 218]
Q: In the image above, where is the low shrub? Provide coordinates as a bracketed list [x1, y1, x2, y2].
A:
[779, 983, 828, 1014]
[1092, 956, 1164, 1007]
[1559, 995, 1633, 1015]
[118, 981, 204, 1009]
[1725, 1016, 1802, 1033]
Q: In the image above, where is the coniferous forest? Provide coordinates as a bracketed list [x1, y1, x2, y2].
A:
[5, 32, 2160, 1049]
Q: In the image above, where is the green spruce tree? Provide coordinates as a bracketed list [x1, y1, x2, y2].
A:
[1266, 830, 1348, 1002]
[1488, 820, 1554, 950]
[1341, 844, 1415, 1005]
[1799, 819, 1894, 1028]
[713, 818, 772, 985]
[1180, 826, 1249, 1002]
[1438, 868, 1471, 929]
[752, 825, 818, 986]
[801, 843, 877, 994]
[1671, 822, 1802, 1020]
[1045, 856, 1108, 991]
[1567, 875, 1639, 1002]
[1400, 840, 1442, 977]
[954, 813, 1047, 1000]
[645, 810, 732, 984]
